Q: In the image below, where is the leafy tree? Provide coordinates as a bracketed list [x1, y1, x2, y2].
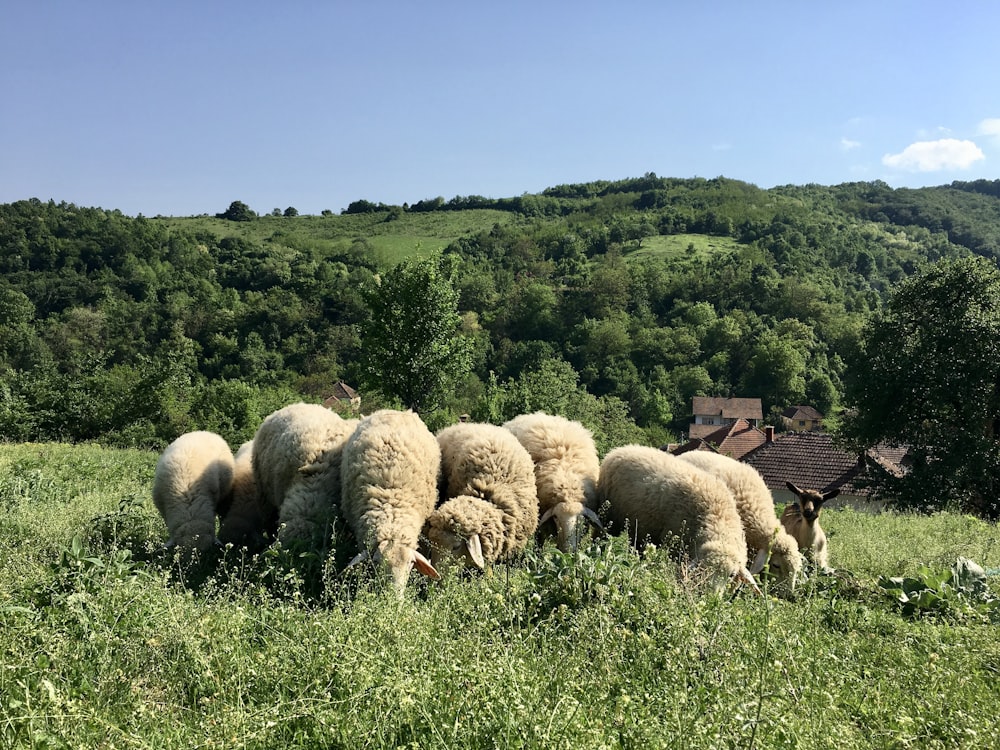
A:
[840, 256, 1000, 518]
[284, 206, 298, 217]
[216, 201, 256, 222]
[358, 254, 473, 413]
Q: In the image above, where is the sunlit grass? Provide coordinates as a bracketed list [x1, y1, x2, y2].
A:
[2, 442, 998, 748]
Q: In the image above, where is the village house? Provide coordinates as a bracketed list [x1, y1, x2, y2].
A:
[671, 417, 768, 461]
[740, 430, 908, 511]
[780, 404, 825, 432]
[688, 396, 763, 440]
[321, 380, 361, 413]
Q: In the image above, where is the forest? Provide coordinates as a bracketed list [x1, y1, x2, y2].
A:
[2, 175, 1000, 456]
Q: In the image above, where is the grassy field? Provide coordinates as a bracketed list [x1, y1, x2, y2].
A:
[156, 209, 518, 266]
[2, 442, 999, 749]
[627, 233, 743, 264]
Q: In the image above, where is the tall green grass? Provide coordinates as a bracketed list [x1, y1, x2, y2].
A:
[2, 443, 998, 749]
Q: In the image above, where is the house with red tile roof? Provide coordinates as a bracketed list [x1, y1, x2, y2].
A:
[322, 380, 361, 412]
[741, 430, 906, 510]
[671, 418, 768, 461]
[688, 397, 763, 440]
[780, 405, 825, 432]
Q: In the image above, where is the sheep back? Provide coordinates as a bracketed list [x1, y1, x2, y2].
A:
[252, 402, 354, 548]
[678, 451, 803, 586]
[152, 430, 235, 551]
[341, 409, 441, 590]
[598, 444, 752, 591]
[502, 411, 600, 551]
[217, 440, 273, 550]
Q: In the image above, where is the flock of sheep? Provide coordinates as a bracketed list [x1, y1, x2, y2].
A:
[152, 404, 837, 596]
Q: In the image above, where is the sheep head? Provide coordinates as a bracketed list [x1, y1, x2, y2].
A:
[539, 501, 603, 552]
[785, 482, 839, 525]
[348, 541, 440, 594]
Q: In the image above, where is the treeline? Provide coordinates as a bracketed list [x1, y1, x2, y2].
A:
[1, 176, 995, 449]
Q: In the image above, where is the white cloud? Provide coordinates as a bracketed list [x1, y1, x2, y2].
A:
[840, 137, 861, 151]
[881, 139, 985, 172]
[977, 118, 1000, 138]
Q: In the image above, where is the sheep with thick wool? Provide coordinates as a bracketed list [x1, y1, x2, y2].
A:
[252, 403, 356, 549]
[502, 412, 602, 552]
[597, 444, 760, 594]
[217, 440, 274, 551]
[424, 422, 539, 570]
[341, 409, 441, 592]
[678, 450, 803, 589]
[152, 430, 235, 551]
[780, 482, 838, 571]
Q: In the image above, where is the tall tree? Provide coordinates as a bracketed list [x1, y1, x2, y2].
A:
[840, 256, 1000, 518]
[358, 254, 473, 413]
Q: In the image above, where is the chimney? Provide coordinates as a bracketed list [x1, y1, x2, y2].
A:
[764, 425, 775, 443]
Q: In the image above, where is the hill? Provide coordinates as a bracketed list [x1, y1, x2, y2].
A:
[1, 175, 999, 448]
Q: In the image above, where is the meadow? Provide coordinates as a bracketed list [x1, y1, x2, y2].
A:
[1, 442, 999, 749]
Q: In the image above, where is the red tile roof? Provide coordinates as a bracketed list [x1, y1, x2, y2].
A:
[741, 431, 907, 495]
[781, 404, 824, 421]
[673, 418, 768, 461]
[691, 397, 763, 421]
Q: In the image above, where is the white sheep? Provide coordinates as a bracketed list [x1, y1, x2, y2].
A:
[341, 409, 441, 592]
[217, 440, 274, 551]
[152, 430, 235, 552]
[252, 402, 356, 550]
[678, 450, 803, 589]
[780, 482, 838, 572]
[424, 422, 539, 569]
[502, 411, 602, 552]
[597, 444, 760, 594]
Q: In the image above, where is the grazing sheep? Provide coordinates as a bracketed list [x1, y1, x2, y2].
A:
[252, 402, 355, 549]
[678, 451, 803, 589]
[502, 412, 602, 552]
[341, 409, 441, 592]
[780, 482, 838, 571]
[152, 430, 235, 552]
[425, 422, 539, 569]
[598, 444, 760, 594]
[217, 440, 274, 551]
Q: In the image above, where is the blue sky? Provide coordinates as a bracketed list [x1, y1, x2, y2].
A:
[3, 1, 998, 217]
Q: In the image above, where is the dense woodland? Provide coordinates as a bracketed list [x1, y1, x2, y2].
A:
[2, 175, 1000, 456]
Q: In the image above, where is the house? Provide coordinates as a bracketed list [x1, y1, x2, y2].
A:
[741, 430, 907, 510]
[321, 380, 361, 412]
[689, 397, 763, 440]
[781, 405, 825, 432]
[671, 418, 768, 461]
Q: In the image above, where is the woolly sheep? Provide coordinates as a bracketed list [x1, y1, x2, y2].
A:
[780, 482, 838, 572]
[424, 422, 539, 570]
[502, 412, 602, 552]
[217, 440, 274, 551]
[597, 444, 760, 594]
[678, 451, 803, 589]
[341, 409, 441, 592]
[152, 430, 235, 552]
[252, 403, 356, 549]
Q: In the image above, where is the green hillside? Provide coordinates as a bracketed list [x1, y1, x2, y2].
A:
[2, 175, 1000, 453]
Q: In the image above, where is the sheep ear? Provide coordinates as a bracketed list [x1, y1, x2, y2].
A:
[466, 534, 485, 570]
[411, 550, 441, 580]
[735, 567, 763, 596]
[581, 506, 604, 530]
[539, 507, 555, 526]
[749, 548, 769, 575]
